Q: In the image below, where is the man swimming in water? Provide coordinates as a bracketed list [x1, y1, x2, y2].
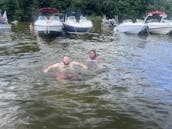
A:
[43, 56, 87, 80]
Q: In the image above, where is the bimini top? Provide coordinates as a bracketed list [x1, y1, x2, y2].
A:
[146, 10, 166, 15]
[39, 8, 59, 13]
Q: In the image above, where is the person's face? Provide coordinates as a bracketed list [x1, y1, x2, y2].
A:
[89, 51, 96, 59]
[63, 56, 70, 65]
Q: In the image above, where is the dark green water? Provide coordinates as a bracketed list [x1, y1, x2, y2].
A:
[0, 23, 172, 129]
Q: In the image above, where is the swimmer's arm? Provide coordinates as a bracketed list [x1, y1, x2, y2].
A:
[72, 61, 87, 69]
[96, 56, 103, 61]
[43, 63, 60, 73]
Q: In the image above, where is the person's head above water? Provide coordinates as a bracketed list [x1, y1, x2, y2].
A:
[63, 56, 70, 65]
[89, 49, 97, 60]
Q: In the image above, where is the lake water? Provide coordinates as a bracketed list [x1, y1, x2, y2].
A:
[0, 24, 172, 129]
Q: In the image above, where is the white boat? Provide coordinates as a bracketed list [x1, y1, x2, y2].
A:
[63, 12, 93, 34]
[0, 10, 11, 32]
[144, 11, 172, 35]
[114, 19, 147, 35]
[34, 8, 63, 35]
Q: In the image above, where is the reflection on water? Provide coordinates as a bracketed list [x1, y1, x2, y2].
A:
[0, 24, 172, 129]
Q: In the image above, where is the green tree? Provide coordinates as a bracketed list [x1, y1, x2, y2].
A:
[0, 0, 172, 22]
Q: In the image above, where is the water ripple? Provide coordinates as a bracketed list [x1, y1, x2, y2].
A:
[0, 27, 172, 129]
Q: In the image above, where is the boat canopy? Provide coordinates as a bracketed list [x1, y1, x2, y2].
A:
[146, 10, 166, 15]
[39, 8, 59, 13]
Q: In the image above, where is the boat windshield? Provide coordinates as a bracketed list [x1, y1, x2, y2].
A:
[38, 16, 47, 20]
[52, 16, 60, 20]
[80, 16, 86, 20]
[145, 14, 161, 23]
[67, 16, 76, 22]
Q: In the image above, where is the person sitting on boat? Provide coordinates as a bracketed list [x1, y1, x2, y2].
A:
[43, 56, 87, 80]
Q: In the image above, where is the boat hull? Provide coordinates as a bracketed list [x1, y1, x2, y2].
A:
[147, 23, 172, 34]
[64, 24, 92, 33]
[115, 23, 147, 34]
[0, 24, 11, 29]
[0, 24, 11, 33]
[34, 25, 63, 35]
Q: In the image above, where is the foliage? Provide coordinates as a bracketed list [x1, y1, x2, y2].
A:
[0, 0, 172, 22]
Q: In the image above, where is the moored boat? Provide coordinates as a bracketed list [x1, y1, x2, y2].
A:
[33, 8, 63, 35]
[114, 19, 148, 35]
[63, 12, 93, 34]
[144, 10, 172, 35]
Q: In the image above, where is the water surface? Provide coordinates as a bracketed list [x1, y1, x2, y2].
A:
[0, 24, 172, 129]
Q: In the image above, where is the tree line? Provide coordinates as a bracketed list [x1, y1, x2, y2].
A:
[0, 0, 172, 22]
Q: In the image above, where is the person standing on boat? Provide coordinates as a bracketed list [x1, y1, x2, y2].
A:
[43, 56, 87, 80]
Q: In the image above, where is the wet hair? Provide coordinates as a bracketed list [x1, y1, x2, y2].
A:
[89, 49, 96, 54]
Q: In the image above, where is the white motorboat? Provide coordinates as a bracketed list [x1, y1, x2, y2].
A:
[0, 10, 11, 33]
[63, 12, 93, 34]
[114, 19, 147, 35]
[34, 8, 63, 35]
[144, 10, 172, 35]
